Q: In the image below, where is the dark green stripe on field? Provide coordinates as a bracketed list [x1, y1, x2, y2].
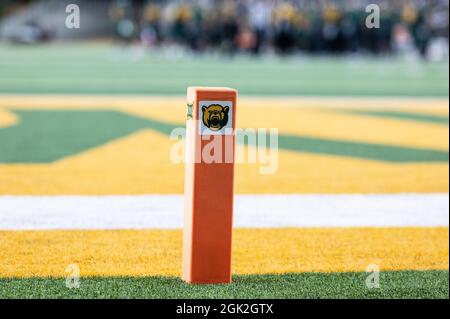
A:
[0, 110, 176, 163]
[275, 134, 448, 162]
[0, 110, 163, 163]
[0, 109, 447, 163]
[338, 109, 449, 125]
[0, 270, 447, 298]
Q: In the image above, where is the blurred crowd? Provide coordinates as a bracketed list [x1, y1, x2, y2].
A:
[0, 0, 448, 59]
[109, 0, 449, 58]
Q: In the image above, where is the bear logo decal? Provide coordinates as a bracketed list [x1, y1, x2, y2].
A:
[202, 104, 229, 131]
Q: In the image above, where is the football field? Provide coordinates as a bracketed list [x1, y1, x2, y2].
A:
[0, 44, 448, 298]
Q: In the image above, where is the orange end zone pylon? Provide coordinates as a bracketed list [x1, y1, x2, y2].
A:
[182, 87, 237, 284]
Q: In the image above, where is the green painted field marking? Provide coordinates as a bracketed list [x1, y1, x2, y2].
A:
[339, 109, 449, 125]
[0, 109, 177, 163]
[275, 134, 448, 163]
[0, 109, 447, 163]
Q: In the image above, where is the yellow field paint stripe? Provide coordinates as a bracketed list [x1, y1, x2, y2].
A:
[115, 100, 449, 151]
[121, 102, 449, 150]
[0, 94, 447, 111]
[0, 130, 447, 194]
[237, 107, 449, 151]
[0, 227, 447, 278]
[236, 145, 449, 194]
[0, 95, 447, 121]
[240, 98, 449, 121]
[0, 95, 186, 110]
[0, 108, 18, 128]
[114, 97, 449, 151]
[1, 95, 447, 150]
[0, 130, 184, 194]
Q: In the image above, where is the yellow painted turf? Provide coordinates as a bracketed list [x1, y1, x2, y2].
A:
[0, 108, 18, 128]
[0, 95, 448, 194]
[0, 130, 447, 194]
[0, 227, 447, 278]
[1, 95, 448, 149]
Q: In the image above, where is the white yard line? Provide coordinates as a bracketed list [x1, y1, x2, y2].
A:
[0, 194, 448, 230]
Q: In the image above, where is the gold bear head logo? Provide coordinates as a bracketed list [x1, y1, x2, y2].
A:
[202, 104, 229, 131]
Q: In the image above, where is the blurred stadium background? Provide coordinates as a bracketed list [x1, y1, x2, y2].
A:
[0, 0, 448, 298]
[1, 0, 449, 59]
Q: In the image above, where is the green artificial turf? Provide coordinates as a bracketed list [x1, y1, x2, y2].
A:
[0, 43, 448, 96]
[0, 271, 448, 299]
